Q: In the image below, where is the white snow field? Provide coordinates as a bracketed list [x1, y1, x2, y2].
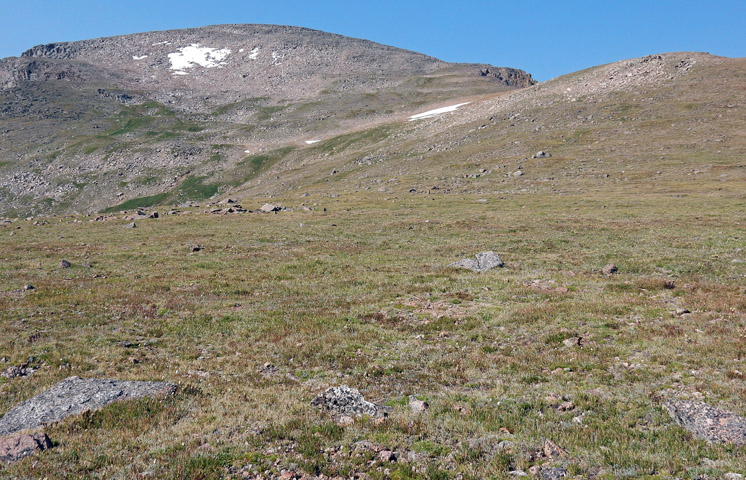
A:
[168, 44, 231, 75]
[408, 102, 470, 121]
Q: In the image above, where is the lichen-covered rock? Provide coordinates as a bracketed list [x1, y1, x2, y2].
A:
[311, 385, 387, 417]
[0, 432, 53, 463]
[0, 376, 176, 437]
[450, 251, 504, 272]
[663, 399, 746, 445]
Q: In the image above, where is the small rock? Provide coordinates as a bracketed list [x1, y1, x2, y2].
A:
[675, 308, 691, 316]
[543, 439, 568, 459]
[124, 222, 137, 229]
[378, 450, 397, 462]
[59, 259, 71, 269]
[541, 467, 567, 480]
[450, 251, 504, 272]
[259, 203, 281, 213]
[532, 151, 552, 158]
[23, 284, 34, 291]
[0, 432, 53, 463]
[408, 396, 429, 413]
[724, 473, 744, 479]
[558, 401, 575, 412]
[513, 170, 524, 177]
[149, 212, 159, 219]
[562, 337, 582, 347]
[602, 263, 618, 275]
[509, 470, 528, 477]
[190, 244, 204, 253]
[1, 364, 35, 379]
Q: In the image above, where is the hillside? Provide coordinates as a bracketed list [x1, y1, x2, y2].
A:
[1, 26, 746, 479]
[0, 24, 533, 217]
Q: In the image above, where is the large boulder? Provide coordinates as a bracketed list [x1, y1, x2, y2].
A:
[0, 376, 176, 437]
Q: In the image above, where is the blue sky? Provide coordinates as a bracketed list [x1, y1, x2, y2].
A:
[0, 0, 743, 81]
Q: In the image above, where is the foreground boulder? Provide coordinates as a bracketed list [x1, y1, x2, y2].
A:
[663, 399, 746, 445]
[0, 376, 176, 437]
[449, 251, 504, 272]
[311, 385, 387, 418]
[0, 432, 52, 463]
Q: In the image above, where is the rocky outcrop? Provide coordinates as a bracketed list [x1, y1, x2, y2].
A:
[0, 376, 176, 437]
[22, 43, 79, 60]
[479, 66, 536, 88]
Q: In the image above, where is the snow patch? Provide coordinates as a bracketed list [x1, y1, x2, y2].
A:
[244, 150, 251, 153]
[168, 43, 231, 75]
[249, 47, 260, 60]
[305, 140, 321, 145]
[271, 51, 284, 65]
[239, 48, 245, 53]
[152, 41, 172, 46]
[132, 55, 148, 60]
[408, 102, 471, 121]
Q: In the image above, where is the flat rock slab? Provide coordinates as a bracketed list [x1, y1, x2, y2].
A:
[0, 376, 176, 437]
[450, 251, 504, 272]
[663, 399, 746, 445]
[0, 432, 52, 463]
[311, 385, 387, 417]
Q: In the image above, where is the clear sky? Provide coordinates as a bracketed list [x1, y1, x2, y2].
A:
[0, 0, 743, 81]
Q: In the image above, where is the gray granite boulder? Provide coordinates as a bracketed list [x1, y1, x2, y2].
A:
[450, 251, 504, 272]
[0, 376, 176, 437]
[311, 385, 387, 417]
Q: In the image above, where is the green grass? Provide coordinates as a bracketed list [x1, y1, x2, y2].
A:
[2, 188, 746, 478]
[100, 192, 169, 212]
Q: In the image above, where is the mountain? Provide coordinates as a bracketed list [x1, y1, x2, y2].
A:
[0, 24, 534, 216]
[0, 26, 743, 219]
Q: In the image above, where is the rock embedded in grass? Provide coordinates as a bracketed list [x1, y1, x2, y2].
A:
[663, 399, 746, 445]
[408, 395, 429, 413]
[449, 251, 504, 272]
[259, 203, 281, 213]
[602, 263, 618, 275]
[58, 259, 71, 268]
[0, 432, 53, 463]
[311, 385, 387, 418]
[0, 376, 177, 437]
[1, 363, 35, 379]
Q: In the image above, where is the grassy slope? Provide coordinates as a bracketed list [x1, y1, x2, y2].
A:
[0, 186, 744, 478]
